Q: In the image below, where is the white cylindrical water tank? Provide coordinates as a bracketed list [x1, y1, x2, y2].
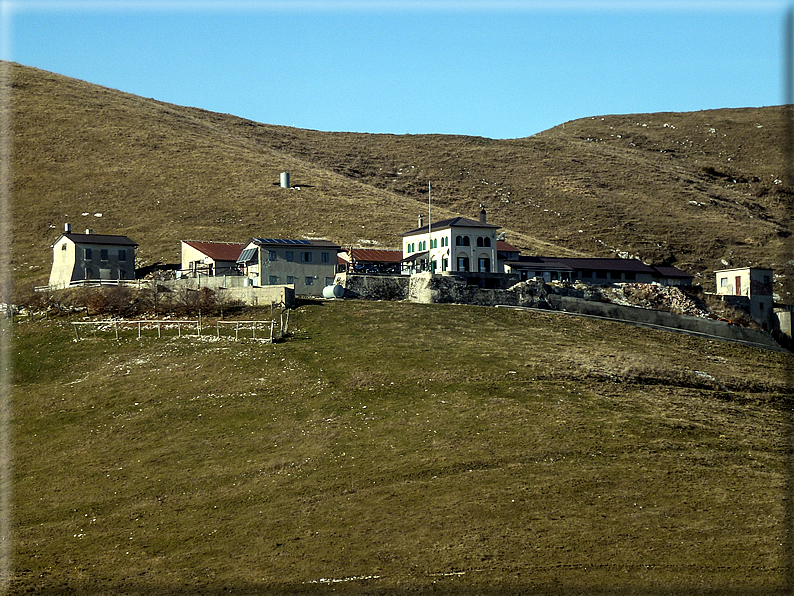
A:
[280, 172, 290, 188]
[322, 284, 344, 299]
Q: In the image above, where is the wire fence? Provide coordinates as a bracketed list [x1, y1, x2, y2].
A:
[71, 310, 291, 342]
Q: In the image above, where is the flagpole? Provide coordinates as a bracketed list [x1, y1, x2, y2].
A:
[428, 181, 432, 274]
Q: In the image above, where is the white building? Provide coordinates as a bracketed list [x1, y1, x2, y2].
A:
[49, 225, 138, 289]
[715, 267, 774, 330]
[402, 207, 499, 275]
[237, 238, 341, 297]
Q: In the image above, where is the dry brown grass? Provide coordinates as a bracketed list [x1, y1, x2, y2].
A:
[10, 300, 793, 594]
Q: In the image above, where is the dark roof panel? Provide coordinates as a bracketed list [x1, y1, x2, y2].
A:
[402, 216, 500, 236]
[63, 233, 138, 246]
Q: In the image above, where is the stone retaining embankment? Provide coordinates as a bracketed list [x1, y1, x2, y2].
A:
[336, 273, 785, 351]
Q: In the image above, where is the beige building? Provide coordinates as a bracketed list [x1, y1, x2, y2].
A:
[49, 225, 138, 289]
[715, 267, 774, 329]
[180, 240, 245, 277]
[402, 208, 499, 275]
[237, 238, 341, 297]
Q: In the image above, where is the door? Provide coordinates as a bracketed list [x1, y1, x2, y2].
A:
[735, 276, 742, 296]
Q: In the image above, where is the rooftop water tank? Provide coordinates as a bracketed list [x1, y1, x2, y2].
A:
[280, 172, 290, 189]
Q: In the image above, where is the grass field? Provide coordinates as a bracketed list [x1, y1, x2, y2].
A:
[10, 300, 793, 594]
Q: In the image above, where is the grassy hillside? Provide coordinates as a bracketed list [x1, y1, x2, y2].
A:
[11, 301, 793, 594]
[8, 62, 794, 297]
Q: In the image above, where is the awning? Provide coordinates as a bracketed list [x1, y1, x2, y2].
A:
[401, 251, 429, 263]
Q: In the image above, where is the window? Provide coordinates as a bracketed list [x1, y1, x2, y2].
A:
[269, 250, 277, 261]
[100, 249, 108, 261]
[286, 251, 294, 262]
[269, 275, 279, 285]
[763, 275, 771, 285]
[457, 256, 470, 272]
[442, 258, 448, 271]
[118, 249, 127, 261]
[322, 252, 330, 263]
[302, 252, 312, 263]
[84, 248, 92, 260]
[61, 243, 67, 251]
[477, 237, 484, 247]
[625, 272, 636, 281]
[305, 277, 314, 286]
[479, 258, 491, 273]
[286, 276, 295, 284]
[456, 236, 463, 246]
[325, 277, 335, 286]
[483, 237, 491, 247]
[720, 277, 728, 287]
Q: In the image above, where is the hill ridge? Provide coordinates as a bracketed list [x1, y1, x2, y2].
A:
[7, 62, 793, 297]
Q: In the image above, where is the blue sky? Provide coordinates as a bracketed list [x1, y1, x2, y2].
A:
[3, 1, 792, 139]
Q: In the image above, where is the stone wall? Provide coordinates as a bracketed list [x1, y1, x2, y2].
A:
[335, 273, 409, 301]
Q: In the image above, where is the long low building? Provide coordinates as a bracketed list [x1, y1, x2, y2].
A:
[505, 256, 693, 286]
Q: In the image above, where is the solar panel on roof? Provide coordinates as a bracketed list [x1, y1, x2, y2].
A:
[237, 247, 258, 263]
[254, 238, 311, 245]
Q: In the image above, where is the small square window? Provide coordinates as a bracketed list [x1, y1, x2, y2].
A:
[269, 250, 277, 261]
[61, 243, 67, 251]
[100, 249, 108, 261]
[286, 276, 295, 284]
[321, 252, 330, 263]
[84, 248, 93, 260]
[286, 251, 294, 262]
[305, 277, 314, 286]
[269, 275, 279, 285]
[118, 249, 127, 261]
[302, 252, 312, 263]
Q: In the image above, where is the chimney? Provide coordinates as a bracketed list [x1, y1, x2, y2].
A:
[479, 205, 487, 224]
[418, 214, 424, 228]
[64, 223, 71, 233]
[85, 228, 93, 235]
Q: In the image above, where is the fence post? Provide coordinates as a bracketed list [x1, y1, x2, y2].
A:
[252, 322, 256, 340]
[178, 323, 181, 337]
[284, 310, 290, 335]
[157, 321, 161, 339]
[216, 322, 219, 338]
[115, 321, 119, 341]
[72, 323, 80, 341]
[235, 321, 239, 341]
[138, 322, 142, 339]
[270, 319, 275, 342]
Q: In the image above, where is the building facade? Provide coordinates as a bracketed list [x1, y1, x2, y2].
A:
[49, 226, 138, 288]
[402, 208, 500, 275]
[715, 267, 774, 329]
[237, 238, 341, 296]
[180, 240, 245, 277]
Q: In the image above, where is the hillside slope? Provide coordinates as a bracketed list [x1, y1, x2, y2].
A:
[12, 301, 793, 593]
[8, 63, 793, 296]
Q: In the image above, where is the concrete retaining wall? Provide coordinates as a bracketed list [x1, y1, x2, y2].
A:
[545, 295, 782, 351]
[163, 279, 294, 307]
